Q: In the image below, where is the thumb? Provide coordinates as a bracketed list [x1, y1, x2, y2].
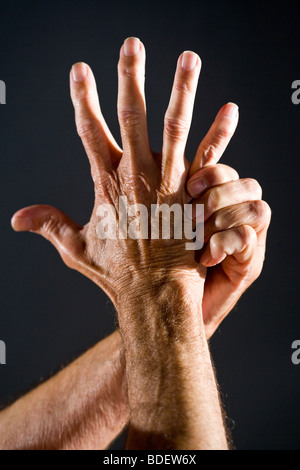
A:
[11, 205, 84, 270]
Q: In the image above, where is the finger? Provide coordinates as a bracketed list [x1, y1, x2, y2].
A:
[162, 51, 201, 189]
[200, 225, 257, 267]
[11, 205, 84, 270]
[117, 37, 151, 167]
[187, 163, 239, 199]
[204, 200, 272, 245]
[201, 225, 261, 337]
[189, 102, 239, 177]
[192, 178, 262, 222]
[70, 62, 121, 180]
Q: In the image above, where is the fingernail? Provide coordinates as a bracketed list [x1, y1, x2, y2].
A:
[181, 51, 198, 71]
[187, 178, 208, 198]
[221, 102, 239, 119]
[72, 62, 87, 82]
[11, 216, 35, 231]
[124, 37, 140, 56]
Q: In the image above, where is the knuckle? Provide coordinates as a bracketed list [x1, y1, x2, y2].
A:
[118, 63, 139, 80]
[76, 118, 99, 144]
[199, 141, 218, 165]
[260, 200, 272, 223]
[119, 171, 153, 202]
[208, 233, 219, 257]
[249, 199, 269, 221]
[237, 225, 255, 246]
[210, 231, 221, 250]
[242, 178, 262, 198]
[206, 187, 221, 213]
[213, 211, 224, 231]
[226, 165, 239, 180]
[213, 164, 239, 181]
[248, 200, 261, 218]
[164, 115, 189, 142]
[214, 123, 232, 142]
[41, 214, 60, 238]
[174, 78, 193, 95]
[118, 107, 142, 131]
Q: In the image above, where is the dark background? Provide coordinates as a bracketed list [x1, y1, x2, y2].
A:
[0, 0, 299, 450]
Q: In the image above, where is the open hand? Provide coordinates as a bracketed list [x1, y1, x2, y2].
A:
[11, 38, 271, 337]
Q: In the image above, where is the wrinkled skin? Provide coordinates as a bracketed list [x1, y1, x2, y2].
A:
[12, 38, 271, 338]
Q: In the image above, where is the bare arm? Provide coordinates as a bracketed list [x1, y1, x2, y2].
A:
[0, 331, 128, 450]
[9, 37, 271, 450]
[118, 279, 228, 450]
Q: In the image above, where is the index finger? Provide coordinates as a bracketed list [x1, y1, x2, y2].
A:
[70, 62, 122, 179]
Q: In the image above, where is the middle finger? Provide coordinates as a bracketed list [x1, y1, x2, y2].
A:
[117, 37, 152, 168]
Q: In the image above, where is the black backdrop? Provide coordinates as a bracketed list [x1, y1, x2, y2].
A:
[1, 0, 299, 450]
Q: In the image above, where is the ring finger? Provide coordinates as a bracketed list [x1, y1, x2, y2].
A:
[204, 199, 272, 244]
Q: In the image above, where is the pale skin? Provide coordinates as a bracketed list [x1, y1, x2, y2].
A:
[2, 38, 271, 450]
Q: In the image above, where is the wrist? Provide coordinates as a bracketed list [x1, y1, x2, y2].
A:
[114, 269, 226, 450]
[115, 272, 208, 404]
[116, 269, 204, 343]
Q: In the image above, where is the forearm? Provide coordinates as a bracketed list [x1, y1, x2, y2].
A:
[117, 277, 228, 450]
[0, 331, 129, 450]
